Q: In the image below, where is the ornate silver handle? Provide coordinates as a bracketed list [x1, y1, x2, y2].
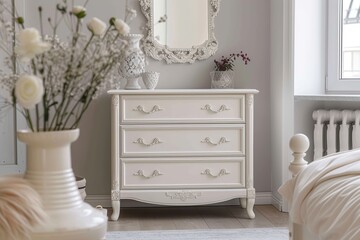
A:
[133, 105, 163, 114]
[133, 170, 163, 179]
[201, 137, 230, 145]
[201, 104, 230, 113]
[201, 169, 230, 177]
[133, 138, 163, 146]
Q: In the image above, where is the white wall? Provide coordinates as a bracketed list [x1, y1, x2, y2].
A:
[17, 0, 271, 197]
[294, 100, 324, 162]
[293, 0, 326, 95]
[270, 0, 294, 210]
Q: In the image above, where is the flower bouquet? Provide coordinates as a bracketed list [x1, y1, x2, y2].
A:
[211, 52, 250, 89]
[213, 52, 250, 71]
[0, 1, 137, 239]
[0, 0, 135, 132]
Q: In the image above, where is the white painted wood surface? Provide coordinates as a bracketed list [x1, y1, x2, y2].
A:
[121, 157, 245, 189]
[121, 124, 245, 157]
[288, 134, 319, 240]
[120, 94, 245, 123]
[108, 89, 258, 221]
[288, 134, 309, 177]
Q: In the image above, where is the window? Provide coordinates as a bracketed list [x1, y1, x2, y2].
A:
[327, 0, 360, 93]
[343, 50, 360, 77]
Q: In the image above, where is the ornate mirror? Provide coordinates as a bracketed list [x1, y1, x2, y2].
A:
[139, 0, 220, 64]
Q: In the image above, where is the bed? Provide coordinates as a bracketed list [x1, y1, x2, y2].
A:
[279, 134, 360, 240]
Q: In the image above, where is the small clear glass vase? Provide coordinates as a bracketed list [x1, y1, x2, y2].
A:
[210, 71, 235, 89]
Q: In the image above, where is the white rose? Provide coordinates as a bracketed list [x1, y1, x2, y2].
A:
[114, 19, 130, 36]
[15, 28, 50, 62]
[15, 75, 44, 109]
[87, 18, 107, 36]
[71, 5, 86, 18]
[71, 5, 86, 14]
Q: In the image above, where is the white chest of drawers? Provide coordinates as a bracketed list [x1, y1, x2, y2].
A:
[108, 89, 258, 221]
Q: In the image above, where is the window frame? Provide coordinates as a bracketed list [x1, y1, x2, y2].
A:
[327, 0, 360, 93]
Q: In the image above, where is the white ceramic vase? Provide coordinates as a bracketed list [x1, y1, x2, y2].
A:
[210, 71, 235, 89]
[142, 71, 160, 90]
[120, 34, 146, 90]
[17, 129, 107, 240]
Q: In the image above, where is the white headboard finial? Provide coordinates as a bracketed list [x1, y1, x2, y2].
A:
[289, 134, 310, 177]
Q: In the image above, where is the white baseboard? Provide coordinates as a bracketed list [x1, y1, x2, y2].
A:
[271, 193, 283, 211]
[85, 192, 273, 208]
[255, 192, 273, 205]
[85, 195, 112, 208]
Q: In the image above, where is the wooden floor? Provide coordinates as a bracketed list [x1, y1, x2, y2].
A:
[107, 205, 288, 231]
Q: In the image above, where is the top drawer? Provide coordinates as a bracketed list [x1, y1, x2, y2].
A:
[120, 95, 245, 124]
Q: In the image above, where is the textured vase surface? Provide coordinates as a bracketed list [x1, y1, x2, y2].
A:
[142, 71, 160, 90]
[120, 34, 146, 90]
[210, 71, 235, 89]
[17, 129, 107, 240]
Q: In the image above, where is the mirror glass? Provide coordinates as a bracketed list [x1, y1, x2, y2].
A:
[153, 0, 208, 49]
[140, 0, 220, 64]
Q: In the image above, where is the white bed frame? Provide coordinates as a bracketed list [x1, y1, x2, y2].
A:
[287, 134, 319, 240]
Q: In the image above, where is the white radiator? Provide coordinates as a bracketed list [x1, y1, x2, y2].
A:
[313, 109, 360, 160]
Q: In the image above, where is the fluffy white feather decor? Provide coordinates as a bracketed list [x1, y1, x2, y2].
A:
[0, 177, 46, 240]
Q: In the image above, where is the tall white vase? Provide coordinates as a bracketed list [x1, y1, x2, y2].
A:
[120, 34, 146, 90]
[17, 129, 107, 240]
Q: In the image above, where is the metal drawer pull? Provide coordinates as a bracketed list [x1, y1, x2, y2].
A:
[201, 137, 230, 145]
[201, 169, 230, 177]
[133, 170, 163, 179]
[133, 138, 163, 146]
[133, 105, 163, 114]
[201, 104, 230, 113]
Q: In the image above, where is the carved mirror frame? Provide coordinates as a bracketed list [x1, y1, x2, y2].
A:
[139, 0, 220, 64]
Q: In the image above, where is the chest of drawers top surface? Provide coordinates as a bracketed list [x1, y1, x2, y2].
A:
[108, 89, 259, 94]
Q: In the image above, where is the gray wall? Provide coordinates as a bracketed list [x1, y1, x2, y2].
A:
[23, 0, 271, 195]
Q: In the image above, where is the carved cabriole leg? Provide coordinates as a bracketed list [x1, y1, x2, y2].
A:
[111, 95, 120, 221]
[246, 188, 255, 219]
[240, 198, 247, 208]
[245, 94, 255, 219]
[111, 190, 120, 221]
[111, 201, 120, 221]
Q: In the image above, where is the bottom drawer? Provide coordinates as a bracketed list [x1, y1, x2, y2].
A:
[121, 157, 245, 189]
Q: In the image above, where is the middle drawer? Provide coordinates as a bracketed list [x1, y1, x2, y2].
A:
[120, 124, 245, 157]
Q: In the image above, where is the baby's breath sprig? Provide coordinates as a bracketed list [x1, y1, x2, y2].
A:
[214, 51, 251, 71]
[0, 1, 136, 132]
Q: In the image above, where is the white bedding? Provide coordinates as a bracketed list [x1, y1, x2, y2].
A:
[279, 149, 360, 240]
